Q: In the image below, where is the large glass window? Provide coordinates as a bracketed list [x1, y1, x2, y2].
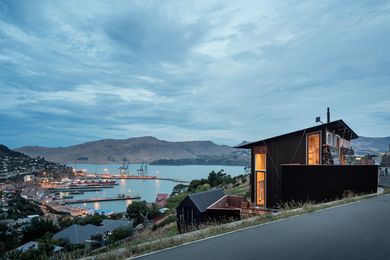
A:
[254, 152, 266, 206]
[256, 171, 265, 206]
[307, 132, 320, 165]
[255, 153, 266, 171]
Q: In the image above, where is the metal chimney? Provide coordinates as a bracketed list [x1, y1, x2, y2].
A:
[327, 107, 330, 123]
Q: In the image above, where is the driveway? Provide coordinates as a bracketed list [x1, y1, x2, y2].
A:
[133, 194, 390, 260]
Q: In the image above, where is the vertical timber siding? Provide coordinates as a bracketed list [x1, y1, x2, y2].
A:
[281, 165, 378, 203]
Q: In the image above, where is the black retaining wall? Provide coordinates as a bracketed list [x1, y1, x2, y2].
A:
[281, 165, 378, 204]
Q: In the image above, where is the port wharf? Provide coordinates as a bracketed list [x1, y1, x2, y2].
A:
[46, 187, 104, 192]
[82, 173, 189, 183]
[58, 195, 142, 205]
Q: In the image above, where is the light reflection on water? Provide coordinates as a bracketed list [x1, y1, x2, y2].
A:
[94, 202, 100, 210]
[68, 164, 246, 213]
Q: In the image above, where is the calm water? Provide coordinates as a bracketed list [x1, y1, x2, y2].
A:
[66, 164, 246, 213]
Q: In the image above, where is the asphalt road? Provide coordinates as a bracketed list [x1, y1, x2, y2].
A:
[133, 194, 390, 260]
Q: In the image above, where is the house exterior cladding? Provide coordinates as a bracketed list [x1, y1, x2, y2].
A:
[237, 119, 378, 209]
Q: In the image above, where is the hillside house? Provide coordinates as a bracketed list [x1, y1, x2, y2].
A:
[380, 153, 390, 176]
[176, 189, 249, 233]
[237, 115, 378, 209]
[53, 219, 132, 244]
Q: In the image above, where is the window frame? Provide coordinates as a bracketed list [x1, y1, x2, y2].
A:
[306, 131, 322, 165]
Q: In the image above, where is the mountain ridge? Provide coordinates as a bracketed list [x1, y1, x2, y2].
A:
[13, 136, 389, 165]
[351, 136, 390, 155]
[15, 136, 249, 165]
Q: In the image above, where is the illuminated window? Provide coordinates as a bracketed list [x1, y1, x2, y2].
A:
[256, 171, 265, 206]
[255, 152, 266, 206]
[255, 153, 266, 171]
[307, 132, 320, 165]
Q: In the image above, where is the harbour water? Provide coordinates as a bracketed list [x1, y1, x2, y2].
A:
[67, 164, 246, 213]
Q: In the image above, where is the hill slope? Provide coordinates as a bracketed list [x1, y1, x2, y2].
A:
[1, 144, 69, 179]
[351, 136, 390, 155]
[0, 144, 28, 158]
[15, 136, 250, 165]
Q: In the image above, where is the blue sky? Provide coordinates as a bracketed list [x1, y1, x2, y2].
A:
[0, 0, 389, 148]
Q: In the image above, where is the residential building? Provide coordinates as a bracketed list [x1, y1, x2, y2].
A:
[380, 153, 390, 176]
[236, 116, 378, 209]
[53, 219, 132, 244]
[176, 189, 248, 233]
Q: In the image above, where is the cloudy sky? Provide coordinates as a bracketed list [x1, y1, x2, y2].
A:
[0, 0, 389, 148]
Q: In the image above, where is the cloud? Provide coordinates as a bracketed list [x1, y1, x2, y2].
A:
[0, 0, 389, 148]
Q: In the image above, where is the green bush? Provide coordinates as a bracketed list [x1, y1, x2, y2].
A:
[152, 215, 177, 231]
[108, 225, 133, 243]
[166, 193, 188, 210]
[22, 218, 59, 243]
[126, 201, 161, 226]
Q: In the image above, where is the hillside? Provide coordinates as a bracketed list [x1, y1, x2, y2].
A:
[14, 136, 388, 165]
[351, 136, 390, 155]
[0, 144, 69, 179]
[0, 144, 27, 158]
[15, 136, 250, 165]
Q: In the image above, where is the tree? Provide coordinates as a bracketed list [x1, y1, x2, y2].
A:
[126, 201, 148, 225]
[208, 169, 233, 187]
[166, 193, 188, 210]
[196, 183, 211, 192]
[188, 178, 208, 192]
[0, 223, 19, 254]
[108, 226, 133, 243]
[172, 184, 188, 195]
[58, 214, 105, 229]
[21, 218, 59, 243]
[78, 214, 104, 226]
[126, 201, 161, 226]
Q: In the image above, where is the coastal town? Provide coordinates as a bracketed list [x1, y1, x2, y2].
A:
[1, 141, 252, 258]
[1, 127, 390, 258]
[0, 144, 177, 258]
[1, 1, 390, 259]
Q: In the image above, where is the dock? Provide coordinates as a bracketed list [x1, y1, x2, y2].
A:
[82, 174, 189, 183]
[58, 195, 142, 205]
[46, 188, 103, 192]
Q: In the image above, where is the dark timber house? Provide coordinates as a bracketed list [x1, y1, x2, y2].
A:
[176, 189, 248, 233]
[176, 189, 225, 233]
[237, 112, 378, 209]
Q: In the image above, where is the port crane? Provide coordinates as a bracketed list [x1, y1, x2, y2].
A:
[119, 160, 130, 176]
[136, 163, 148, 176]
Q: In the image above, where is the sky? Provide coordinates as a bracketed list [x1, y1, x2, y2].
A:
[0, 0, 389, 148]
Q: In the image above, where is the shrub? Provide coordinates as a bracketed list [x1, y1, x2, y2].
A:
[126, 201, 161, 226]
[109, 226, 133, 243]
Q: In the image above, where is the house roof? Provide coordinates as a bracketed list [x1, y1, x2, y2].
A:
[381, 154, 390, 167]
[53, 220, 132, 244]
[236, 119, 358, 149]
[15, 241, 39, 253]
[99, 219, 132, 233]
[15, 241, 63, 253]
[53, 224, 98, 244]
[186, 189, 225, 213]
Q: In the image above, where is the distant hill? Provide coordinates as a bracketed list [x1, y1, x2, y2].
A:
[0, 144, 27, 158]
[1, 144, 69, 179]
[351, 136, 390, 155]
[15, 136, 250, 165]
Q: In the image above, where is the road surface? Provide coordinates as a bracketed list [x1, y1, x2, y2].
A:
[134, 194, 390, 260]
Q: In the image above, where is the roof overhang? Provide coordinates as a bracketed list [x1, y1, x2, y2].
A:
[236, 119, 358, 149]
